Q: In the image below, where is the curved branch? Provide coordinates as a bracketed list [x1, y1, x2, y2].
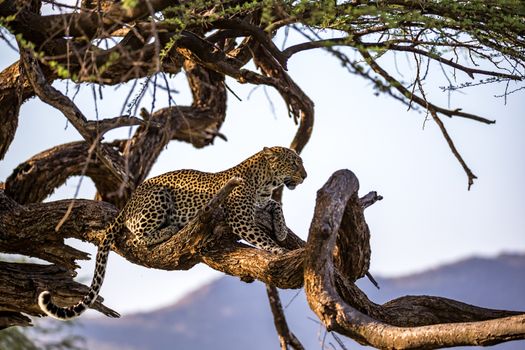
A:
[4, 141, 123, 204]
[0, 63, 23, 161]
[304, 169, 525, 349]
[4, 60, 227, 206]
[0, 61, 55, 160]
[213, 19, 288, 69]
[2, 169, 523, 347]
[18, 44, 129, 185]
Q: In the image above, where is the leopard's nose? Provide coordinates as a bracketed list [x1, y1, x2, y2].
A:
[301, 168, 307, 180]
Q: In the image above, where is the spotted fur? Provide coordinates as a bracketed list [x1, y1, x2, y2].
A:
[38, 146, 307, 320]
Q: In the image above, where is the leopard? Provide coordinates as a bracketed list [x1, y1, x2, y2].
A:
[38, 146, 307, 320]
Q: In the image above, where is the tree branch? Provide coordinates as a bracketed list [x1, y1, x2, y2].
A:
[0, 261, 119, 330]
[266, 284, 305, 350]
[2, 169, 523, 349]
[283, 37, 522, 81]
[304, 169, 525, 349]
[358, 46, 496, 125]
[1, 0, 175, 43]
[0, 61, 55, 160]
[1, 1, 524, 346]
[4, 61, 227, 206]
[358, 47, 481, 188]
[18, 44, 129, 185]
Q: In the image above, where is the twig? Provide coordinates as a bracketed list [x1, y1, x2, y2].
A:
[365, 272, 380, 290]
[430, 110, 477, 190]
[358, 47, 480, 188]
[55, 139, 98, 232]
[358, 47, 496, 124]
[331, 333, 348, 350]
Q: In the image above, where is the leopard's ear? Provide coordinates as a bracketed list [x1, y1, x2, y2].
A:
[262, 146, 273, 156]
[262, 146, 278, 162]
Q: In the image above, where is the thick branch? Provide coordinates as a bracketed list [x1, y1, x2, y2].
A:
[304, 169, 525, 349]
[0, 61, 55, 160]
[5, 141, 124, 205]
[0, 261, 118, 329]
[213, 19, 288, 70]
[1, 0, 174, 43]
[0, 63, 22, 161]
[172, 30, 315, 149]
[4, 61, 227, 206]
[2, 164, 525, 350]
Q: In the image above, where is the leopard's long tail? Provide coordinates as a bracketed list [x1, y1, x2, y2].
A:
[38, 218, 123, 320]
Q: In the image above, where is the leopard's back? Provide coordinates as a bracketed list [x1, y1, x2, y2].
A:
[125, 170, 230, 232]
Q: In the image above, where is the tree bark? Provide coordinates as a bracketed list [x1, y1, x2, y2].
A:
[1, 170, 524, 349]
[304, 170, 525, 349]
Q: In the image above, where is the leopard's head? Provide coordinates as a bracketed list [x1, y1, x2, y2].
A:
[262, 146, 307, 190]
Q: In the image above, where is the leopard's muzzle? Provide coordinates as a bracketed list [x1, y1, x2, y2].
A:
[284, 168, 307, 190]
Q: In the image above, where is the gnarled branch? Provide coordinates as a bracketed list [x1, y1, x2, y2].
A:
[304, 169, 525, 349]
[1, 170, 523, 350]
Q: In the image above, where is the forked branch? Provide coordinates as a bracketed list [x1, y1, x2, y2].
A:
[304, 170, 525, 349]
[1, 170, 523, 349]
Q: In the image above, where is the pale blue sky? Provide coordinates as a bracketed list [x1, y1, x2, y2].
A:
[0, 30, 524, 315]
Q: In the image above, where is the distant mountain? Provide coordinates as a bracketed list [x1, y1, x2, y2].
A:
[78, 253, 525, 350]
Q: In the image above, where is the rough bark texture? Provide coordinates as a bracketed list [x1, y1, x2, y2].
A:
[1, 0, 524, 348]
[304, 170, 525, 349]
[1, 171, 524, 348]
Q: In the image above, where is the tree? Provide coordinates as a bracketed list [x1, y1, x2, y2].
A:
[1, 0, 524, 348]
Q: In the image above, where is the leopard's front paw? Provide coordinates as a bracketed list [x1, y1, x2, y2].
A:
[131, 236, 147, 248]
[270, 246, 287, 254]
[275, 225, 288, 242]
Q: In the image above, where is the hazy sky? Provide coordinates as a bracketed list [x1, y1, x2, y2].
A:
[1, 30, 524, 315]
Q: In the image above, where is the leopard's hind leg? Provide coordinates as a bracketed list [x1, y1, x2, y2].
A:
[124, 187, 178, 246]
